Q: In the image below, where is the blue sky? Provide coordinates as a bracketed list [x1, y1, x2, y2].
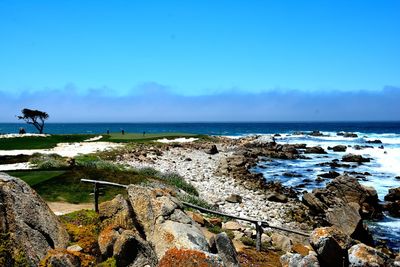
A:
[0, 1, 399, 121]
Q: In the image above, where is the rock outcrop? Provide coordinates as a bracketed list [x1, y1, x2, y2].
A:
[383, 187, 400, 218]
[342, 154, 371, 163]
[0, 173, 69, 266]
[302, 175, 380, 244]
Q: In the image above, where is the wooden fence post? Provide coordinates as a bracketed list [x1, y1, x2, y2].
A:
[255, 221, 263, 251]
[94, 182, 99, 213]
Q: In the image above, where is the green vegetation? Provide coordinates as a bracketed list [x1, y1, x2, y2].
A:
[177, 194, 215, 210]
[6, 170, 66, 186]
[157, 172, 199, 196]
[0, 233, 29, 266]
[97, 257, 117, 267]
[0, 154, 31, 164]
[0, 134, 95, 150]
[60, 210, 101, 255]
[29, 153, 70, 169]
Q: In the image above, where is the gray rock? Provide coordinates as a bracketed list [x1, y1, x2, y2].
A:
[305, 146, 327, 154]
[0, 173, 69, 266]
[266, 192, 288, 203]
[331, 145, 347, 152]
[225, 194, 243, 203]
[113, 230, 157, 267]
[66, 244, 83, 252]
[215, 232, 240, 267]
[310, 227, 349, 267]
[43, 251, 81, 267]
[127, 185, 209, 259]
[342, 153, 370, 163]
[271, 233, 292, 252]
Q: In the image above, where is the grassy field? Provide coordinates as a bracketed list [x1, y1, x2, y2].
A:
[6, 167, 145, 203]
[0, 134, 95, 150]
[0, 132, 205, 150]
[6, 170, 67, 186]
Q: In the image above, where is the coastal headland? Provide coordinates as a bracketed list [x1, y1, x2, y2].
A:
[0, 132, 399, 266]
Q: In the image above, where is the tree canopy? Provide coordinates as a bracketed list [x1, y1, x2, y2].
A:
[17, 108, 49, 134]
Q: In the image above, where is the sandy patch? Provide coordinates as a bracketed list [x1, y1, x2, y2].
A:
[0, 141, 122, 157]
[0, 133, 49, 138]
[47, 202, 94, 216]
[156, 137, 198, 143]
[0, 162, 32, 171]
[84, 135, 103, 142]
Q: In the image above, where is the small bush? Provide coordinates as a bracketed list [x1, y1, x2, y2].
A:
[137, 167, 160, 177]
[177, 194, 214, 210]
[207, 225, 222, 234]
[240, 236, 256, 247]
[159, 172, 198, 196]
[29, 153, 69, 169]
[97, 257, 117, 267]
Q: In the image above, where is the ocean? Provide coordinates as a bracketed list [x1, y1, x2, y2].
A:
[1, 121, 400, 250]
[1, 122, 400, 135]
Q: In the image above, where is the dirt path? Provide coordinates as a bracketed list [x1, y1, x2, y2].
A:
[47, 202, 93, 215]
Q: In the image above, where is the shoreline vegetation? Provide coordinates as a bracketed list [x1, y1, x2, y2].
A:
[1, 132, 400, 266]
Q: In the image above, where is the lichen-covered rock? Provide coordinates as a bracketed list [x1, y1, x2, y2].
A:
[271, 233, 292, 252]
[113, 230, 157, 267]
[98, 194, 135, 229]
[310, 227, 350, 267]
[280, 252, 320, 267]
[98, 225, 157, 267]
[40, 249, 95, 267]
[0, 173, 69, 266]
[302, 175, 380, 244]
[158, 248, 223, 267]
[348, 243, 390, 267]
[127, 185, 209, 259]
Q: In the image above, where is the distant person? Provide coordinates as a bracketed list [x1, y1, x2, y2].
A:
[143, 131, 146, 137]
[107, 129, 110, 134]
[19, 127, 26, 134]
[121, 129, 125, 135]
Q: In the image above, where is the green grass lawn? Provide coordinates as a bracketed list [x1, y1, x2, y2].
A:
[6, 170, 67, 186]
[0, 134, 95, 150]
[0, 132, 207, 150]
[6, 167, 147, 204]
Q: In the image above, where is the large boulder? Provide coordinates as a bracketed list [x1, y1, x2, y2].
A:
[348, 243, 390, 267]
[127, 185, 210, 259]
[384, 187, 400, 202]
[305, 146, 327, 154]
[310, 227, 353, 267]
[0, 173, 69, 266]
[213, 232, 240, 267]
[302, 175, 378, 244]
[98, 194, 136, 229]
[383, 187, 400, 217]
[280, 252, 320, 267]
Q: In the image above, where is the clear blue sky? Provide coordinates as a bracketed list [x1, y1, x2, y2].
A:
[0, 1, 399, 121]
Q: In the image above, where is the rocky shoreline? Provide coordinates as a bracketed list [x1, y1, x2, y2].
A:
[1, 133, 400, 266]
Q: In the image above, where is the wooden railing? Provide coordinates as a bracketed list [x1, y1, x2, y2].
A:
[80, 178, 310, 251]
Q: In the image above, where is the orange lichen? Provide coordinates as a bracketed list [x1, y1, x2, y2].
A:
[40, 249, 95, 267]
[158, 248, 223, 267]
[163, 232, 175, 244]
[292, 243, 311, 256]
[238, 247, 283, 267]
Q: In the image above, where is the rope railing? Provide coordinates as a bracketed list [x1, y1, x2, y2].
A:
[80, 178, 310, 251]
